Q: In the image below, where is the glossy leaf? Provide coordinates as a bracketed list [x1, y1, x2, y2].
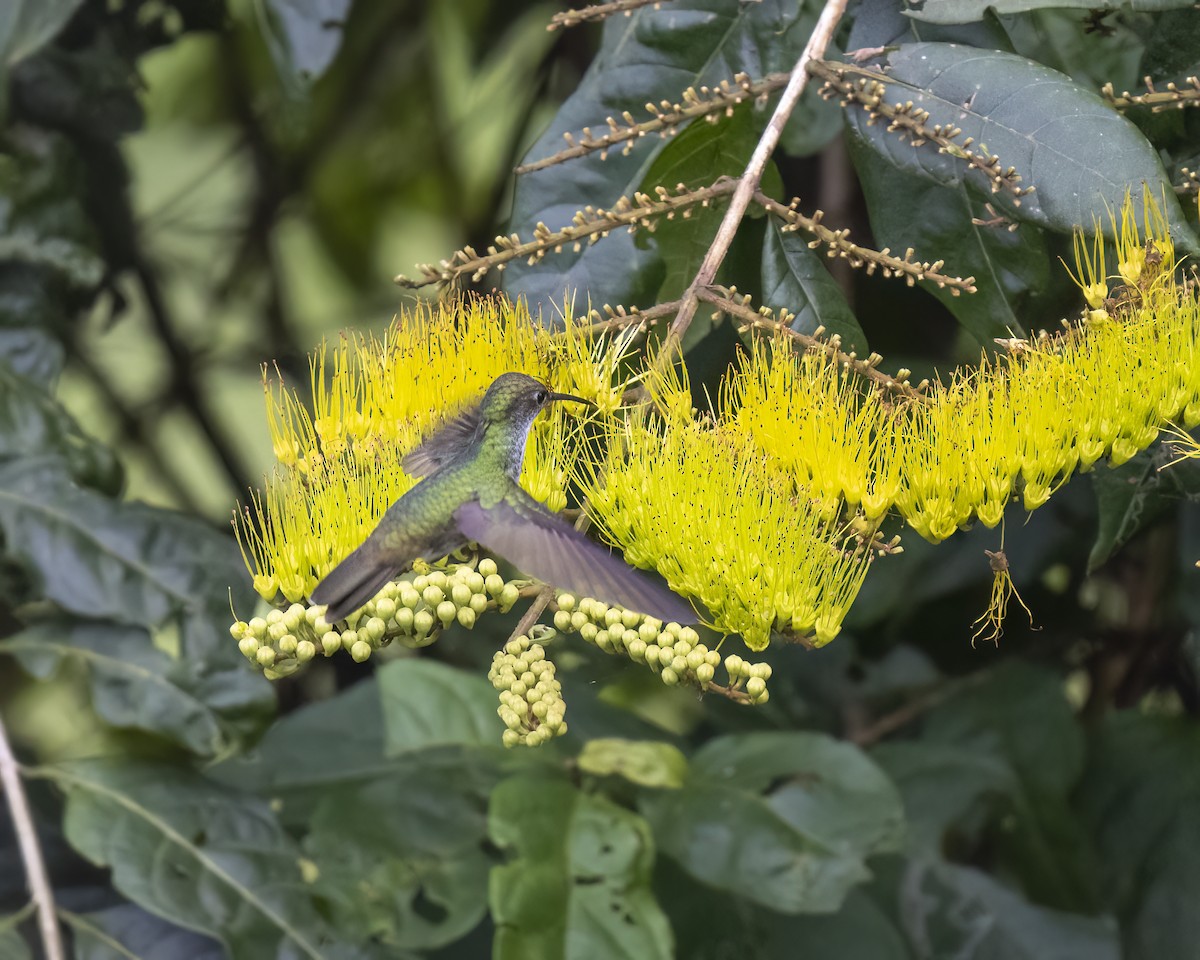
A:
[641, 731, 905, 913]
[1080, 712, 1200, 960]
[505, 0, 822, 308]
[66, 904, 224, 960]
[844, 44, 1198, 250]
[0, 905, 31, 960]
[761, 218, 866, 349]
[577, 738, 688, 789]
[907, 0, 1193, 24]
[379, 658, 501, 756]
[0, 456, 253, 627]
[0, 0, 84, 66]
[52, 759, 358, 960]
[0, 618, 272, 758]
[490, 774, 672, 960]
[305, 770, 492, 950]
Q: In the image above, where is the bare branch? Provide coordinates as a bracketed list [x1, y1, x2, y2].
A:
[0, 714, 64, 960]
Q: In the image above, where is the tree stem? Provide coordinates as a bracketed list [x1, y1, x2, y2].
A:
[0, 714, 64, 960]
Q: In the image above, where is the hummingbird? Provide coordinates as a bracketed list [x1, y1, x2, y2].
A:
[310, 372, 694, 626]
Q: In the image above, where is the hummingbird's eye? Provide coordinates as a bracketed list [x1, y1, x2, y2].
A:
[535, 389, 548, 404]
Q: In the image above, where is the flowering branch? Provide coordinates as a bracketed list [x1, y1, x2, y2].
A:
[548, 0, 671, 31]
[516, 72, 788, 174]
[656, 0, 852, 365]
[1103, 75, 1200, 112]
[811, 60, 1034, 204]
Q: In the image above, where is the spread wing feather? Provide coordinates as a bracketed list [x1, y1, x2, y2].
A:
[455, 495, 695, 624]
[402, 405, 484, 478]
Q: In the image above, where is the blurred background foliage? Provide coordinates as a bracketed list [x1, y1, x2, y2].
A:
[1, 0, 1199, 958]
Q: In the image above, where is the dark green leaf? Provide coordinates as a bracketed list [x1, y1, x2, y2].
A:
[577, 738, 688, 789]
[379, 658, 501, 755]
[920, 663, 1099, 910]
[844, 44, 1198, 250]
[907, 0, 1193, 25]
[0, 456, 252, 627]
[0, 361, 120, 493]
[877, 858, 1119, 959]
[0, 0, 84, 66]
[489, 774, 672, 960]
[761, 218, 867, 349]
[66, 904, 224, 960]
[0, 904, 32, 960]
[505, 0, 822, 308]
[641, 731, 905, 913]
[872, 741, 1018, 854]
[305, 770, 492, 950]
[0, 618, 272, 758]
[50, 759, 359, 960]
[1080, 712, 1200, 960]
[1089, 436, 1200, 570]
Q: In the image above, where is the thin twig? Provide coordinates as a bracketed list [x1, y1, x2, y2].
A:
[846, 671, 992, 746]
[656, 0, 851, 365]
[549, 0, 670, 31]
[510, 585, 556, 641]
[0, 714, 64, 960]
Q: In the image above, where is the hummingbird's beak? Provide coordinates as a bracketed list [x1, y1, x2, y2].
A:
[547, 391, 593, 407]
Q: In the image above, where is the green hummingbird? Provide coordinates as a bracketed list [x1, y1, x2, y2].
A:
[311, 372, 694, 625]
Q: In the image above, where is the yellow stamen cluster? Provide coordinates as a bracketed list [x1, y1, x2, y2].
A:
[488, 630, 566, 747]
[235, 298, 629, 603]
[581, 403, 875, 650]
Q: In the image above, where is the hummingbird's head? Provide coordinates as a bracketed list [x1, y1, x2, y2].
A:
[480, 372, 589, 429]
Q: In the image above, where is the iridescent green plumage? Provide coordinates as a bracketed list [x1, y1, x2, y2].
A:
[311, 372, 694, 625]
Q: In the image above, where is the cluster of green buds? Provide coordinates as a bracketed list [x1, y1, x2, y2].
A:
[551, 593, 773, 702]
[488, 628, 566, 747]
[231, 558, 526, 676]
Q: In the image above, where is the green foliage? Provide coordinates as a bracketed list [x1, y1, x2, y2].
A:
[2, 1, 1199, 959]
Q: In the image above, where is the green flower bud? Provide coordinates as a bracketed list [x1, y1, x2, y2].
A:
[478, 558, 498, 578]
[248, 616, 268, 638]
[695, 662, 715, 684]
[427, 570, 448, 590]
[266, 608, 284, 625]
[395, 607, 415, 632]
[375, 597, 397, 621]
[451, 583, 472, 607]
[505, 638, 529, 656]
[527, 644, 546, 662]
[498, 706, 521, 729]
[412, 574, 429, 592]
[553, 610, 573, 632]
[435, 600, 457, 625]
[238, 636, 259, 658]
[502, 728, 522, 748]
[283, 605, 304, 632]
[498, 584, 520, 612]
[256, 645, 276, 667]
[621, 609, 641, 629]
[751, 663, 773, 681]
[321, 633, 341, 657]
[268, 621, 288, 642]
[644, 644, 661, 667]
[678, 626, 699, 646]
[339, 630, 358, 651]
[230, 620, 248, 640]
[466, 571, 485, 593]
[413, 609, 435, 635]
[638, 622, 658, 643]
[304, 606, 324, 626]
[725, 654, 744, 677]
[457, 606, 476, 629]
[621, 629, 639, 649]
[660, 666, 679, 686]
[484, 573, 504, 596]
[627, 638, 647, 661]
[686, 649, 706, 671]
[595, 630, 613, 653]
[423, 585, 445, 608]
[350, 640, 372, 662]
[364, 617, 387, 643]
[570, 611, 589, 632]
[705, 649, 721, 667]
[590, 601, 610, 622]
[670, 655, 688, 675]
[278, 634, 299, 656]
[400, 586, 421, 609]
[469, 593, 488, 615]
[673, 639, 692, 658]
[579, 622, 598, 643]
[604, 608, 623, 628]
[511, 680, 528, 698]
[296, 639, 317, 663]
[746, 676, 767, 699]
[557, 592, 576, 612]
[665, 622, 682, 635]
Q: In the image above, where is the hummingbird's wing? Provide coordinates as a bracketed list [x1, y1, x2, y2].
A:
[455, 494, 695, 624]
[402, 404, 484, 477]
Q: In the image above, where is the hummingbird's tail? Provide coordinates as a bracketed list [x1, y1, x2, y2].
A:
[310, 549, 398, 625]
